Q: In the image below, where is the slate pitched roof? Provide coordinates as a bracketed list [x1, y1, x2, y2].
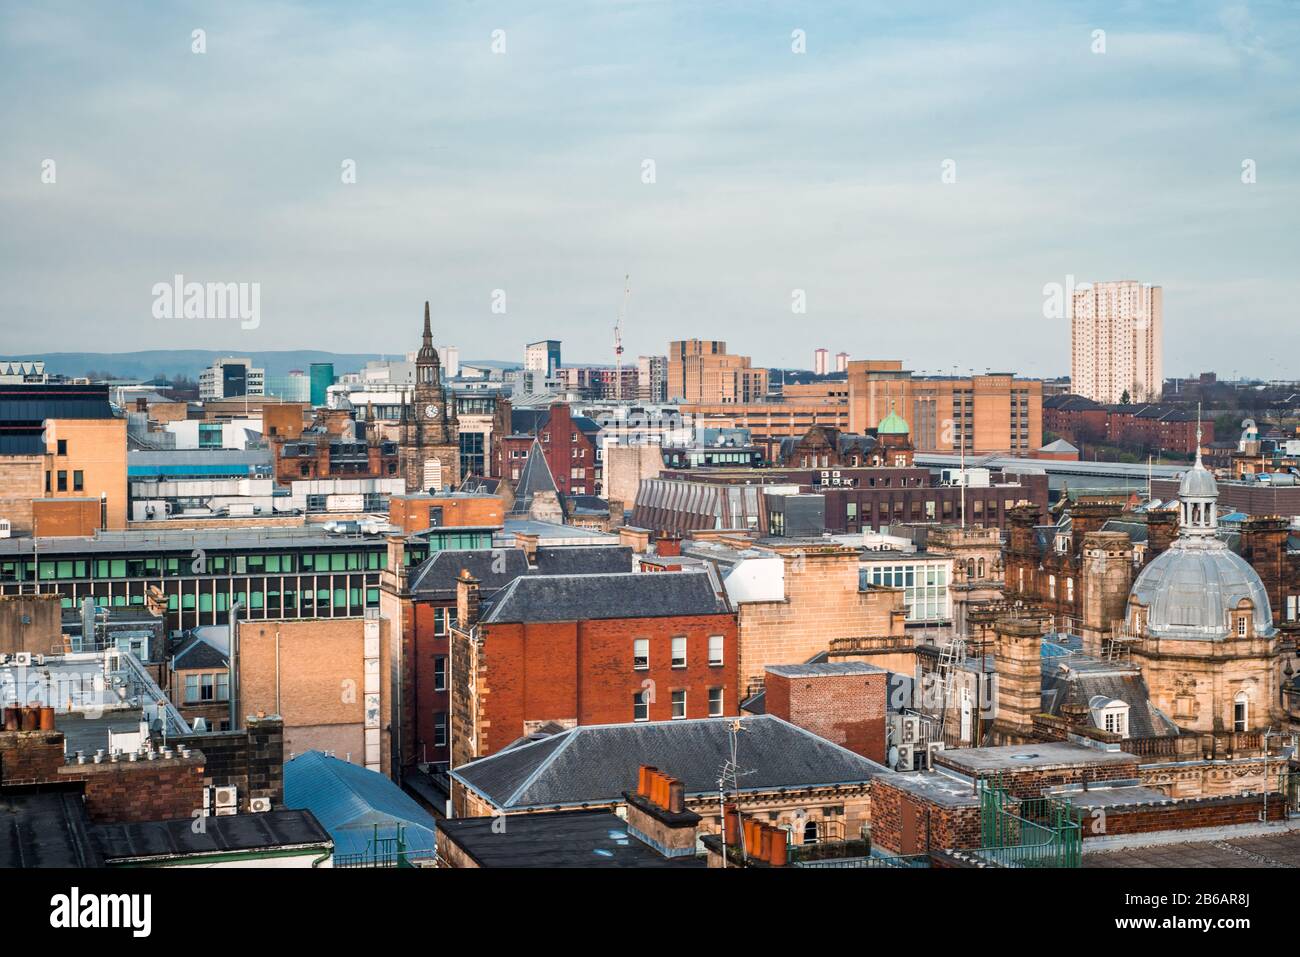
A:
[407, 545, 635, 600]
[533, 545, 633, 576]
[1040, 658, 1179, 738]
[172, 635, 229, 670]
[508, 439, 567, 519]
[450, 715, 890, 811]
[408, 548, 531, 600]
[480, 571, 727, 624]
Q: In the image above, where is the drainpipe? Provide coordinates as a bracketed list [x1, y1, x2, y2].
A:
[229, 600, 244, 731]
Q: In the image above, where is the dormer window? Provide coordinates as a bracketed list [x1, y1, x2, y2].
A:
[1236, 615, 1247, 638]
[1089, 696, 1130, 738]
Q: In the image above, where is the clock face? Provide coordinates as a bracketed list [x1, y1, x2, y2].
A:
[424, 404, 439, 419]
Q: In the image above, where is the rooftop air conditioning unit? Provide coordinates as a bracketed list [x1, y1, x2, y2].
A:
[896, 743, 916, 772]
[214, 785, 238, 809]
[12, 652, 32, 667]
[250, 797, 272, 813]
[214, 805, 237, 816]
[898, 714, 920, 745]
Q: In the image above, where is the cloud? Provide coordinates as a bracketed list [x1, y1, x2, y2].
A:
[0, 0, 1297, 376]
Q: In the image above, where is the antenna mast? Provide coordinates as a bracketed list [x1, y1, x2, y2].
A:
[614, 274, 630, 401]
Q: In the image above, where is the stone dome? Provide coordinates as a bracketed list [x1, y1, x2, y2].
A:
[1130, 542, 1274, 641]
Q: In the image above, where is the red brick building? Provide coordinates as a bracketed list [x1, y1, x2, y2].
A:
[1043, 394, 1211, 457]
[450, 570, 739, 764]
[763, 662, 888, 763]
[494, 402, 600, 495]
[399, 544, 634, 767]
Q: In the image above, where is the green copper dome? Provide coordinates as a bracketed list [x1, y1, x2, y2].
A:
[877, 409, 910, 435]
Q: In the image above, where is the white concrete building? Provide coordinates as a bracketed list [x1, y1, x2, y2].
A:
[1070, 280, 1163, 404]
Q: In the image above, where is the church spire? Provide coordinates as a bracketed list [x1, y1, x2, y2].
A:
[416, 300, 440, 369]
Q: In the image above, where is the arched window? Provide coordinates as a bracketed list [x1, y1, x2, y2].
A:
[802, 820, 819, 845]
[966, 558, 976, 580]
[977, 558, 986, 579]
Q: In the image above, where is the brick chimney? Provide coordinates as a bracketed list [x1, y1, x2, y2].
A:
[623, 765, 701, 858]
[1240, 517, 1289, 617]
[456, 569, 481, 630]
[655, 535, 683, 558]
[618, 526, 651, 553]
[513, 531, 540, 563]
[1007, 505, 1038, 560]
[988, 617, 1044, 745]
[1070, 501, 1125, 556]
[1145, 508, 1178, 561]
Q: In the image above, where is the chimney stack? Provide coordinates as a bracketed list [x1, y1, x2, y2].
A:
[624, 764, 701, 859]
[456, 568, 482, 630]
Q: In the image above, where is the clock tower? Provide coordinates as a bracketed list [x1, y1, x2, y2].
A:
[399, 301, 460, 492]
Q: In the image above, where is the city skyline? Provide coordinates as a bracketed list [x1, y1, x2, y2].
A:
[3, 1, 1299, 377]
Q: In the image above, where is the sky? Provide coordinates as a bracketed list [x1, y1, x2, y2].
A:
[2, 0, 1298, 378]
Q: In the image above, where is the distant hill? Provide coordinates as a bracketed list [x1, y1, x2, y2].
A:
[5, 351, 519, 381]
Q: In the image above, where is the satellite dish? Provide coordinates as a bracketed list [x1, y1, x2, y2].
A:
[888, 745, 900, 768]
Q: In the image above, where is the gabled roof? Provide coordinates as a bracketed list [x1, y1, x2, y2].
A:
[1043, 393, 1103, 411]
[450, 715, 890, 812]
[509, 439, 567, 520]
[283, 751, 438, 856]
[172, 634, 229, 670]
[481, 571, 727, 624]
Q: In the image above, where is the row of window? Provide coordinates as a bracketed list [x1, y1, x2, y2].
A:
[633, 687, 724, 720]
[183, 671, 230, 704]
[45, 470, 85, 493]
[1, 550, 388, 583]
[632, 635, 725, 670]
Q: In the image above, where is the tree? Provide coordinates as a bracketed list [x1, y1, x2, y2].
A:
[1120, 390, 1131, 405]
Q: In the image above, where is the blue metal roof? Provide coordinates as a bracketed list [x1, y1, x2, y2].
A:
[283, 751, 438, 857]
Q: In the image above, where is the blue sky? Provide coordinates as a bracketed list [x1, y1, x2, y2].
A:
[1, 1, 1298, 377]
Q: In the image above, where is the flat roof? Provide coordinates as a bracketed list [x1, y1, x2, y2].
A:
[91, 809, 331, 863]
[438, 810, 705, 868]
[876, 771, 982, 809]
[0, 789, 102, 868]
[766, 662, 887, 678]
[936, 742, 1137, 774]
[1083, 830, 1300, 868]
[0, 525, 393, 556]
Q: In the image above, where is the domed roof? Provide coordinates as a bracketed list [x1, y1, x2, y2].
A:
[1130, 542, 1273, 641]
[877, 410, 910, 435]
[1178, 461, 1217, 499]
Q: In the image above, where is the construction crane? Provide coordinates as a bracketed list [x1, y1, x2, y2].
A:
[614, 274, 630, 400]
